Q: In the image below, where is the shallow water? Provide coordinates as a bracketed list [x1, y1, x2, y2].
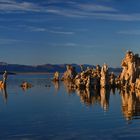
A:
[0, 74, 140, 140]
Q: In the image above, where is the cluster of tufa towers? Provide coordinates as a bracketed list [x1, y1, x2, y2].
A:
[53, 51, 140, 91]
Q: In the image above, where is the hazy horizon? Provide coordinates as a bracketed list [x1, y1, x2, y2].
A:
[0, 0, 140, 67]
[0, 62, 122, 69]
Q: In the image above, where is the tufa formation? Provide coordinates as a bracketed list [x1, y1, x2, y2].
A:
[53, 51, 140, 91]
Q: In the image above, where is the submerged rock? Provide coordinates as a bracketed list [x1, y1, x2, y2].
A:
[21, 81, 32, 90]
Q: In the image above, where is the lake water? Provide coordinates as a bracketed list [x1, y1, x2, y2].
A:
[0, 74, 140, 140]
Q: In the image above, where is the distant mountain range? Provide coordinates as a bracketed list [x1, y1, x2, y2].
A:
[0, 62, 122, 74]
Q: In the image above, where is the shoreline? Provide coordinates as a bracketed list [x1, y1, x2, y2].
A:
[14, 72, 54, 75]
[0, 72, 54, 75]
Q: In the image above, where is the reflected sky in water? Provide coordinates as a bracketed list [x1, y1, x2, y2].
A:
[0, 74, 140, 140]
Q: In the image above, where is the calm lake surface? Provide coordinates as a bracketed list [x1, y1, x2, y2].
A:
[0, 74, 140, 140]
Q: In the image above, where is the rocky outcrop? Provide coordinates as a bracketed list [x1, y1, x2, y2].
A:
[55, 51, 140, 92]
[53, 71, 59, 81]
[62, 64, 115, 90]
[135, 76, 140, 91]
[119, 51, 140, 90]
[74, 65, 100, 89]
[100, 64, 109, 88]
[61, 65, 77, 81]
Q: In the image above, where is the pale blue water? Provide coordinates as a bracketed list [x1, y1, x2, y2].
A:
[0, 74, 140, 140]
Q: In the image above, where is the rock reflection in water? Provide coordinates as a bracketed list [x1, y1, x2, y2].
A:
[63, 80, 111, 111]
[1, 77, 140, 121]
[52, 81, 60, 91]
[62, 80, 140, 119]
[120, 89, 140, 120]
[0, 87, 8, 104]
[76, 87, 110, 111]
[76, 88, 100, 106]
[63, 80, 76, 94]
[100, 88, 110, 111]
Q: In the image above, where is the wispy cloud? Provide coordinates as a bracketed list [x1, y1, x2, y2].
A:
[46, 6, 140, 21]
[45, 0, 77, 5]
[0, 0, 42, 12]
[27, 26, 47, 32]
[46, 1, 140, 21]
[65, 43, 77, 46]
[0, 38, 24, 45]
[49, 30, 74, 35]
[93, 13, 140, 21]
[50, 42, 99, 49]
[1, 0, 140, 22]
[30, 27, 74, 35]
[46, 8, 85, 18]
[16, 25, 75, 35]
[77, 3, 117, 12]
[46, 2, 118, 18]
[50, 42, 78, 47]
[118, 30, 140, 35]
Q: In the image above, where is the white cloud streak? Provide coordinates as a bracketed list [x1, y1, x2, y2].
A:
[50, 42, 99, 49]
[46, 7, 140, 21]
[0, 0, 42, 12]
[30, 27, 74, 35]
[118, 30, 140, 35]
[77, 3, 117, 12]
[0, 38, 24, 45]
[16, 25, 75, 35]
[65, 43, 77, 46]
[49, 30, 74, 35]
[0, 0, 140, 22]
[0, 23, 76, 36]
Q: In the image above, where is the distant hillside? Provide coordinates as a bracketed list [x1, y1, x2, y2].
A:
[0, 62, 122, 73]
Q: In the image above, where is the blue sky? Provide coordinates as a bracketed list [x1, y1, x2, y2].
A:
[0, 0, 140, 67]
